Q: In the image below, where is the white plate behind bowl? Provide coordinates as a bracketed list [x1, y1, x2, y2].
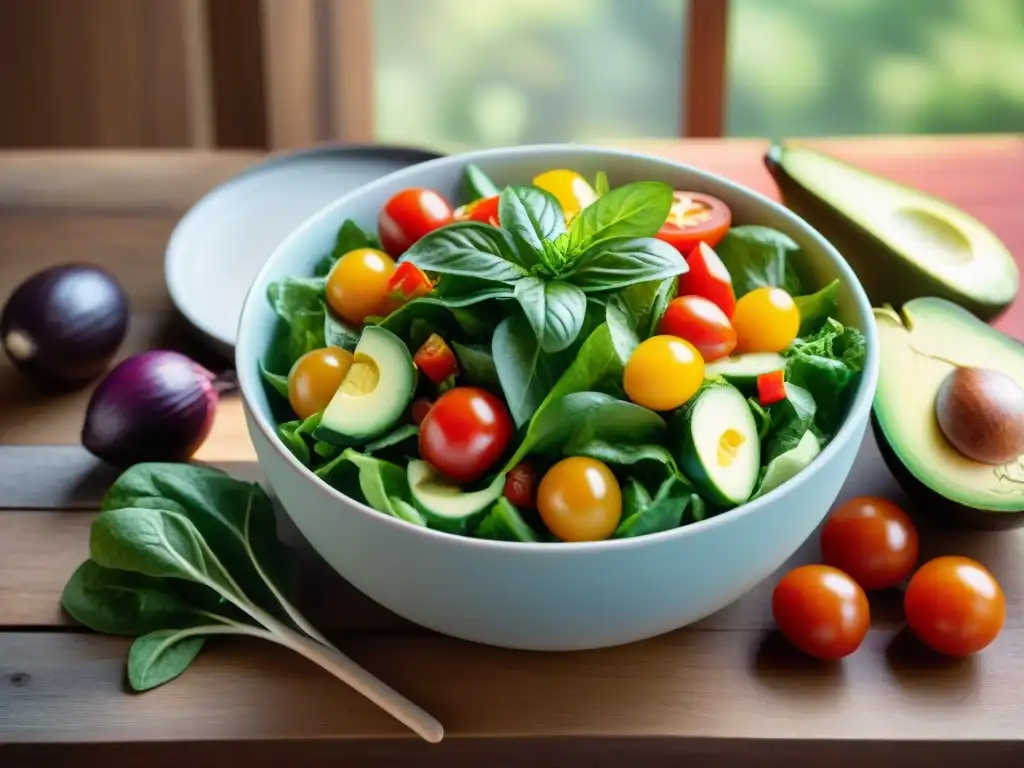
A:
[164, 144, 443, 357]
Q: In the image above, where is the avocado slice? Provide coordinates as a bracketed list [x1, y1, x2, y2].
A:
[314, 326, 416, 445]
[765, 143, 1017, 321]
[873, 297, 1024, 528]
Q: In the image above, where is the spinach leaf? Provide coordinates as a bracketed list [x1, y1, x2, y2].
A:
[325, 309, 360, 350]
[538, 322, 624, 405]
[794, 278, 840, 336]
[259, 361, 290, 400]
[315, 219, 382, 276]
[498, 185, 566, 254]
[504, 391, 666, 470]
[313, 440, 341, 460]
[513, 277, 588, 353]
[647, 277, 678, 337]
[563, 438, 688, 489]
[565, 181, 674, 256]
[474, 498, 540, 542]
[687, 494, 709, 524]
[613, 475, 692, 538]
[715, 225, 803, 297]
[492, 314, 565, 428]
[364, 424, 419, 455]
[401, 222, 527, 282]
[747, 398, 771, 440]
[462, 163, 501, 202]
[786, 318, 866, 436]
[562, 237, 687, 293]
[128, 627, 212, 691]
[752, 430, 821, 500]
[276, 411, 322, 466]
[605, 297, 641, 362]
[763, 383, 816, 463]
[594, 170, 610, 196]
[267, 277, 328, 363]
[621, 478, 653, 519]
[606, 277, 674, 342]
[451, 340, 500, 390]
[377, 283, 514, 341]
[340, 449, 411, 517]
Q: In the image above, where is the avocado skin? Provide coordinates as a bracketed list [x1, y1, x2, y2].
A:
[871, 411, 1024, 531]
[764, 144, 1012, 322]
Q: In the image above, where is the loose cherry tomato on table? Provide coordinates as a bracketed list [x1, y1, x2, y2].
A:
[287, 346, 353, 419]
[418, 387, 513, 484]
[904, 556, 1005, 656]
[623, 335, 705, 411]
[756, 370, 787, 406]
[678, 242, 736, 318]
[378, 188, 454, 257]
[537, 457, 622, 542]
[656, 192, 732, 254]
[657, 295, 737, 362]
[413, 333, 459, 384]
[453, 195, 500, 226]
[731, 287, 800, 353]
[504, 461, 537, 509]
[772, 564, 870, 660]
[819, 496, 919, 591]
[326, 248, 397, 325]
[532, 170, 598, 219]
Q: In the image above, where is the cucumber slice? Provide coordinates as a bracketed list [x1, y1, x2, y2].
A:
[670, 381, 760, 507]
[474, 498, 539, 542]
[704, 352, 786, 393]
[407, 460, 504, 534]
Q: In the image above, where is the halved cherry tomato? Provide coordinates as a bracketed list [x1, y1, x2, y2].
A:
[678, 242, 736, 318]
[504, 461, 537, 509]
[413, 333, 459, 384]
[656, 192, 732, 254]
[326, 248, 397, 325]
[288, 346, 353, 419]
[772, 564, 870, 660]
[453, 195, 500, 226]
[410, 397, 433, 426]
[756, 370, 786, 406]
[904, 556, 1005, 656]
[732, 287, 800, 353]
[537, 457, 622, 542]
[378, 188, 454, 257]
[533, 169, 598, 219]
[623, 335, 705, 411]
[378, 262, 434, 315]
[658, 295, 736, 362]
[820, 497, 919, 591]
[419, 387, 513, 484]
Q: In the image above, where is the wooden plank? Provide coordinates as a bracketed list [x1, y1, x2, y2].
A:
[179, 0, 216, 149]
[259, 0, 321, 149]
[683, 0, 730, 137]
[326, 0, 374, 142]
[3, 629, 1024, 745]
[205, 0, 269, 149]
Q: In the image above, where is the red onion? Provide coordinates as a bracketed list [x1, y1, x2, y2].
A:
[81, 350, 228, 466]
[1, 264, 129, 385]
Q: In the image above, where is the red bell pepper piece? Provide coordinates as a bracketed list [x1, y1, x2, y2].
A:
[757, 370, 787, 406]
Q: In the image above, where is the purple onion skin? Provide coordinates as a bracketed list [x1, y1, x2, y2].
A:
[82, 350, 218, 466]
[1, 264, 129, 385]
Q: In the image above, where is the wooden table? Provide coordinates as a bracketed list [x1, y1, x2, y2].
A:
[2, 137, 1024, 767]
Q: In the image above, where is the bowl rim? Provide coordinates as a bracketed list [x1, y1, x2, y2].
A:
[235, 142, 880, 553]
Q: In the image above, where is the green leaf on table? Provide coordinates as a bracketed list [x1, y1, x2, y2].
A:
[128, 628, 211, 691]
[715, 225, 804, 297]
[562, 237, 687, 293]
[513, 277, 588, 353]
[565, 181, 674, 256]
[401, 222, 527, 283]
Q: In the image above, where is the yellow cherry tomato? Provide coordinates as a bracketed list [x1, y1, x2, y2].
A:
[288, 346, 353, 419]
[623, 335, 705, 411]
[537, 457, 622, 542]
[326, 248, 397, 325]
[532, 169, 598, 219]
[732, 287, 800, 353]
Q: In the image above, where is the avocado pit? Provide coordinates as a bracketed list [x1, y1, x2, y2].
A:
[935, 367, 1024, 465]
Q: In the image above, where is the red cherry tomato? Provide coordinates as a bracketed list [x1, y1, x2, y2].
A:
[772, 565, 870, 660]
[378, 188, 454, 257]
[820, 496, 919, 591]
[678, 242, 736, 318]
[413, 333, 459, 384]
[410, 398, 433, 426]
[756, 370, 786, 406]
[453, 195, 500, 226]
[656, 192, 732, 254]
[904, 556, 1005, 656]
[657, 295, 737, 362]
[419, 387, 513, 484]
[504, 461, 537, 509]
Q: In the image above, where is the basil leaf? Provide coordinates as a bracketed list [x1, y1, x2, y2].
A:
[563, 237, 687, 293]
[451, 340, 500, 390]
[763, 383, 816, 462]
[794, 278, 840, 336]
[314, 219, 381, 276]
[492, 314, 565, 427]
[267, 277, 328, 363]
[565, 181, 674, 256]
[402, 222, 527, 282]
[377, 283, 514, 342]
[498, 185, 566, 255]
[563, 438, 689, 490]
[324, 308, 360, 351]
[594, 170, 610, 196]
[716, 225, 804, 297]
[513, 277, 588, 353]
[462, 163, 501, 202]
[605, 298, 641, 362]
[613, 475, 693, 539]
[648, 277, 678, 337]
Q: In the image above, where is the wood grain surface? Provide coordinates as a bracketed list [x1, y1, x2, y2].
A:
[2, 137, 1024, 765]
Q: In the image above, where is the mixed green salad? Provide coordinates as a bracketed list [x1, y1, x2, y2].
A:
[258, 165, 866, 543]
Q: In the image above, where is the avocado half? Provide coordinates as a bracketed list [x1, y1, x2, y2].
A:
[765, 142, 1018, 321]
[873, 297, 1024, 529]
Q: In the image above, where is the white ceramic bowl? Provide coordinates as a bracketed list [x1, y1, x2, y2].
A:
[235, 145, 880, 651]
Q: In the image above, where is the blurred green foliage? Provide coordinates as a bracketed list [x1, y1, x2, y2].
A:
[372, 0, 1024, 151]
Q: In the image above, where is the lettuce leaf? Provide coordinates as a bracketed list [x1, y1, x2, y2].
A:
[785, 318, 866, 436]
